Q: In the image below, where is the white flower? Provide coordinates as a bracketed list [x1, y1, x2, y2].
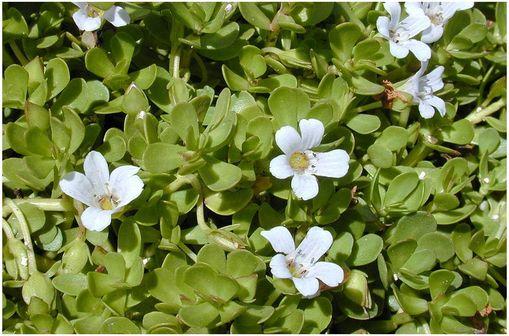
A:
[405, 2, 474, 43]
[376, 2, 432, 61]
[261, 226, 344, 298]
[59, 151, 144, 231]
[72, 2, 130, 32]
[269, 119, 349, 201]
[400, 61, 446, 118]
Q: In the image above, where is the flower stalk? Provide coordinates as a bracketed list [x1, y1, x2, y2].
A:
[5, 198, 37, 275]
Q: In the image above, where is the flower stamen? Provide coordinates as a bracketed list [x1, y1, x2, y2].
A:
[289, 152, 310, 171]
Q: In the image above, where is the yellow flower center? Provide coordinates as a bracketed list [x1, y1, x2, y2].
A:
[288, 260, 308, 278]
[289, 152, 310, 171]
[86, 5, 101, 18]
[98, 196, 115, 210]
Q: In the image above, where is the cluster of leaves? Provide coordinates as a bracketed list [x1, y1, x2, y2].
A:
[2, 2, 507, 334]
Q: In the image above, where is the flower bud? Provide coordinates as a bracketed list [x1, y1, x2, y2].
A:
[343, 270, 372, 309]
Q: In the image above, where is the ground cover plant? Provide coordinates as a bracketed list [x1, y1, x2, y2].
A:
[2, 1, 507, 334]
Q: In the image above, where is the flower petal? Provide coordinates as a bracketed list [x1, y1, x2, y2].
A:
[389, 41, 409, 59]
[383, 2, 401, 27]
[423, 66, 444, 91]
[421, 24, 444, 44]
[376, 16, 391, 38]
[441, 2, 473, 20]
[291, 174, 319, 201]
[59, 172, 96, 207]
[114, 175, 144, 208]
[292, 276, 319, 297]
[81, 206, 113, 231]
[404, 2, 425, 16]
[299, 119, 324, 150]
[270, 155, 294, 179]
[103, 5, 130, 27]
[402, 39, 431, 62]
[275, 126, 302, 155]
[84, 151, 110, 195]
[72, 9, 102, 32]
[109, 165, 140, 186]
[418, 101, 436, 119]
[260, 226, 295, 255]
[269, 254, 292, 279]
[313, 149, 349, 178]
[399, 15, 431, 38]
[293, 226, 333, 266]
[306, 261, 344, 287]
[425, 96, 446, 117]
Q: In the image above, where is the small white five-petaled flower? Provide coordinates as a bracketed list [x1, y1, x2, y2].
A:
[405, 2, 474, 43]
[377, 2, 431, 61]
[72, 2, 130, 32]
[261, 226, 344, 298]
[400, 61, 446, 119]
[59, 151, 144, 231]
[270, 119, 349, 201]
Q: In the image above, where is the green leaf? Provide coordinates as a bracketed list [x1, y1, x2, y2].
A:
[3, 64, 28, 109]
[238, 3, 272, 30]
[417, 232, 455, 262]
[347, 114, 381, 134]
[142, 143, 185, 173]
[349, 234, 383, 266]
[329, 22, 363, 62]
[199, 156, 242, 192]
[268, 87, 310, 128]
[52, 273, 88, 296]
[100, 317, 140, 334]
[178, 301, 220, 328]
[45, 58, 70, 99]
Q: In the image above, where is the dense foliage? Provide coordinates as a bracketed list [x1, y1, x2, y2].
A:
[2, 2, 507, 334]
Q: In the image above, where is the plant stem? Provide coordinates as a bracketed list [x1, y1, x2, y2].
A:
[2, 198, 73, 217]
[5, 199, 37, 274]
[164, 174, 195, 194]
[466, 98, 506, 124]
[73, 200, 87, 239]
[399, 109, 410, 128]
[477, 64, 495, 105]
[195, 195, 210, 233]
[402, 141, 432, 167]
[352, 101, 383, 114]
[2, 218, 15, 240]
[177, 241, 197, 262]
[488, 267, 506, 287]
[9, 41, 28, 65]
[192, 51, 208, 86]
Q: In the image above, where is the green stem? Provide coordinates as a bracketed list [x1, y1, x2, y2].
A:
[196, 195, 210, 233]
[465, 98, 506, 124]
[73, 200, 87, 239]
[478, 64, 495, 106]
[2, 218, 15, 240]
[264, 288, 281, 306]
[164, 174, 194, 194]
[488, 267, 506, 287]
[399, 109, 410, 128]
[352, 101, 383, 114]
[192, 51, 208, 86]
[5, 199, 37, 274]
[2, 198, 73, 217]
[177, 241, 197, 262]
[9, 41, 28, 65]
[169, 19, 184, 79]
[338, 3, 364, 29]
[402, 141, 433, 167]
